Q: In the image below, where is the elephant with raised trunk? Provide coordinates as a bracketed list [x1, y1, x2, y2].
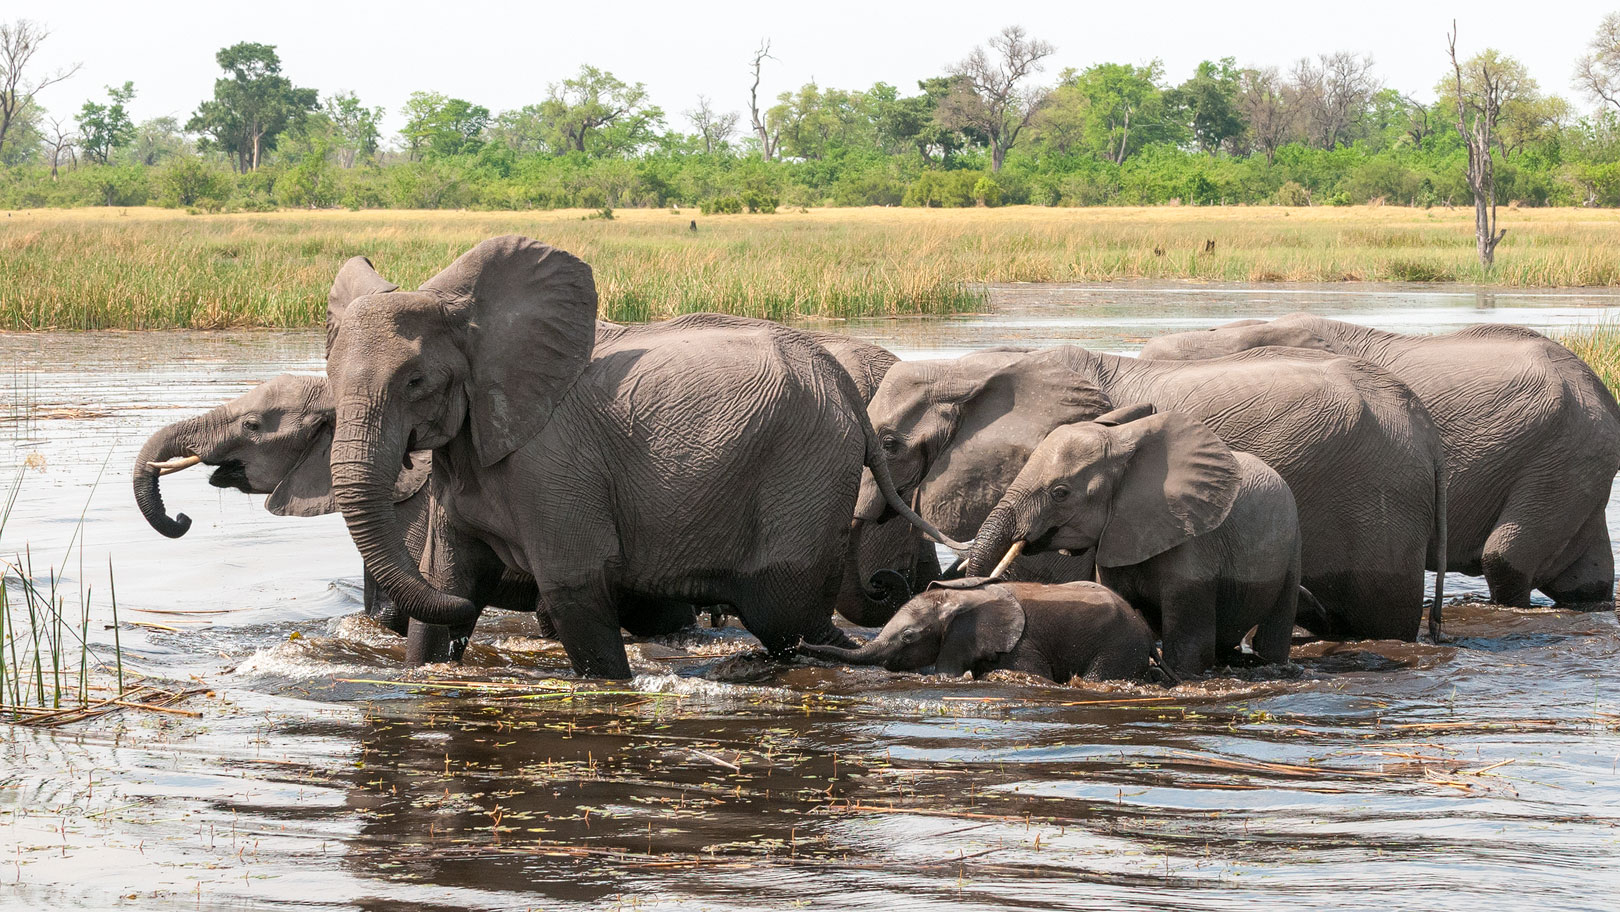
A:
[322, 236, 963, 678]
[853, 344, 1447, 642]
[1140, 314, 1620, 609]
[965, 407, 1301, 677]
[131, 374, 557, 648]
[802, 578, 1154, 683]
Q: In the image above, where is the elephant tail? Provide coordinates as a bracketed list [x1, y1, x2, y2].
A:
[1429, 457, 1448, 642]
[1149, 645, 1183, 687]
[820, 347, 972, 553]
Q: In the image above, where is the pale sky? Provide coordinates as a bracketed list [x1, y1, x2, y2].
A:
[12, 0, 1617, 142]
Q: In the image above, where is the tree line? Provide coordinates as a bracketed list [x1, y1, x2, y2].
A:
[2, 17, 1620, 214]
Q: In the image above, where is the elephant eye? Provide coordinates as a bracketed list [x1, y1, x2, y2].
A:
[880, 434, 900, 453]
[1051, 484, 1071, 501]
[242, 416, 261, 433]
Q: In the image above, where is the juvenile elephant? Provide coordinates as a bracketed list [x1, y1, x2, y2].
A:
[1140, 314, 1620, 609]
[130, 374, 559, 645]
[800, 578, 1154, 683]
[854, 344, 1447, 642]
[323, 236, 962, 678]
[964, 408, 1300, 677]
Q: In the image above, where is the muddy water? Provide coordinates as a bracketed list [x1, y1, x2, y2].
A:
[2, 281, 1619, 911]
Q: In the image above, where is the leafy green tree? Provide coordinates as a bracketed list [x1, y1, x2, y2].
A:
[872, 78, 972, 163]
[1173, 59, 1244, 154]
[187, 43, 317, 172]
[76, 81, 135, 164]
[767, 83, 875, 160]
[539, 65, 663, 156]
[489, 104, 550, 155]
[400, 91, 490, 159]
[130, 116, 188, 165]
[1066, 61, 1180, 164]
[323, 91, 382, 167]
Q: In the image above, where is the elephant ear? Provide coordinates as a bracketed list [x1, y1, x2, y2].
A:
[1092, 403, 1156, 427]
[266, 425, 337, 517]
[936, 584, 1026, 677]
[392, 452, 433, 501]
[920, 356, 1112, 519]
[1096, 412, 1241, 567]
[327, 256, 398, 357]
[422, 236, 599, 467]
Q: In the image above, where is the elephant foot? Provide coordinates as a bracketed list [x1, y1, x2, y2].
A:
[405, 619, 473, 665]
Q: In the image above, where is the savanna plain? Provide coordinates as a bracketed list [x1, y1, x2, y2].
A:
[2, 206, 1620, 911]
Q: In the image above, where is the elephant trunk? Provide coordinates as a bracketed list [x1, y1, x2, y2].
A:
[132, 415, 205, 538]
[799, 632, 898, 667]
[964, 501, 1025, 578]
[330, 398, 478, 627]
[833, 519, 913, 627]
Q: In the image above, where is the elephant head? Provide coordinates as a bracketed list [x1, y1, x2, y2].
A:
[802, 578, 1025, 677]
[965, 408, 1241, 577]
[133, 374, 433, 538]
[858, 350, 1112, 534]
[324, 236, 598, 627]
[1139, 316, 1334, 361]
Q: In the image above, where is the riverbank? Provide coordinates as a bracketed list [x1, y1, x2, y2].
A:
[3, 206, 1620, 330]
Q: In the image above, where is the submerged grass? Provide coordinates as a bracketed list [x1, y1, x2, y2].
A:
[3, 205, 1620, 330]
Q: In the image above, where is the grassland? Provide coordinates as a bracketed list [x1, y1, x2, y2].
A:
[3, 205, 1620, 330]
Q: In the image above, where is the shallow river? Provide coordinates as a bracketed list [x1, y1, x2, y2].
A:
[3, 281, 1619, 911]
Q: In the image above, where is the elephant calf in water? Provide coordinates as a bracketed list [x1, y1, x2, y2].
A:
[800, 578, 1154, 682]
[964, 407, 1301, 678]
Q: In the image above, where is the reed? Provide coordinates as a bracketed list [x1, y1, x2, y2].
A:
[1558, 321, 1620, 398]
[3, 206, 1620, 330]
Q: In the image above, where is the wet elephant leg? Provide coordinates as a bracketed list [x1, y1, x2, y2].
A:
[619, 596, 700, 637]
[543, 572, 633, 679]
[1480, 481, 1572, 609]
[1155, 583, 1219, 679]
[363, 569, 412, 637]
[407, 512, 502, 665]
[1539, 504, 1616, 609]
[405, 616, 479, 665]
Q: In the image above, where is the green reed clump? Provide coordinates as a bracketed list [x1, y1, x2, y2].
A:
[0, 464, 127, 723]
[1559, 322, 1620, 399]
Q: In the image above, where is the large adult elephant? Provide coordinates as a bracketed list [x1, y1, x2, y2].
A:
[130, 374, 552, 646]
[850, 345, 1448, 641]
[1140, 314, 1620, 609]
[322, 236, 961, 678]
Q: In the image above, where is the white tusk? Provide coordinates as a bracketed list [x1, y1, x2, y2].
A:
[988, 540, 1026, 580]
[148, 455, 201, 476]
[1058, 548, 1072, 557]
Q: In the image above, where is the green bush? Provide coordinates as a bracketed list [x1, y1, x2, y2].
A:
[1275, 181, 1311, 206]
[902, 170, 981, 208]
[740, 188, 778, 213]
[700, 195, 743, 214]
[155, 157, 233, 208]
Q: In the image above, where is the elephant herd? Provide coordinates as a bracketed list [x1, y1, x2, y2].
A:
[133, 236, 1620, 683]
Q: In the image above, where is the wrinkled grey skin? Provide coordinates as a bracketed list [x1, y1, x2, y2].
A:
[131, 374, 565, 650]
[965, 409, 1300, 677]
[861, 345, 1446, 641]
[800, 578, 1153, 683]
[1140, 314, 1620, 609]
[323, 236, 960, 678]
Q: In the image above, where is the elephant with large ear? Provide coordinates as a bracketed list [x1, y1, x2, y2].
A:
[801, 578, 1154, 682]
[862, 345, 1447, 642]
[1140, 314, 1620, 610]
[964, 407, 1301, 677]
[131, 374, 554, 644]
[323, 236, 965, 678]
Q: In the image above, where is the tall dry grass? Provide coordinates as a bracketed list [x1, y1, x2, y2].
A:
[3, 205, 1620, 330]
[1559, 322, 1620, 398]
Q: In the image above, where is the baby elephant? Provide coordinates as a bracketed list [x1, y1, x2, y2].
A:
[965, 407, 1300, 678]
[799, 578, 1154, 682]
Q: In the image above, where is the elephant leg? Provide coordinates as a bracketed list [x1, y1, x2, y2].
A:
[1157, 586, 1218, 679]
[542, 573, 633, 679]
[1249, 591, 1297, 666]
[735, 563, 854, 657]
[363, 568, 411, 637]
[1539, 504, 1616, 609]
[406, 615, 479, 665]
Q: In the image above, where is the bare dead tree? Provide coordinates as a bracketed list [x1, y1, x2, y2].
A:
[0, 20, 80, 162]
[747, 40, 779, 161]
[1290, 51, 1376, 149]
[936, 25, 1054, 172]
[685, 95, 739, 154]
[1575, 11, 1620, 114]
[44, 115, 74, 179]
[1449, 22, 1508, 268]
[1238, 66, 1294, 164]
